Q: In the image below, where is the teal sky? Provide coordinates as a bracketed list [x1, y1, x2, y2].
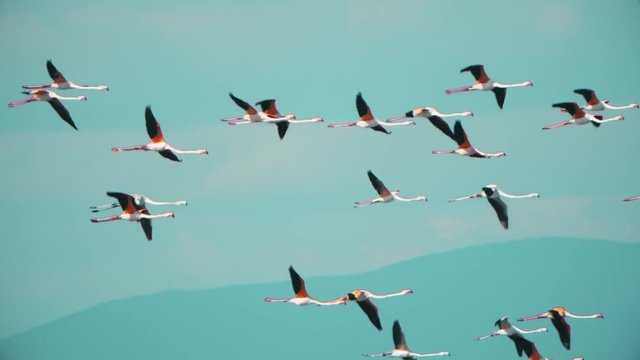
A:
[1, 0, 639, 339]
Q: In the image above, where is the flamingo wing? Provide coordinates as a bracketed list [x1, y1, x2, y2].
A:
[371, 124, 390, 134]
[427, 116, 456, 142]
[461, 64, 489, 83]
[46, 60, 67, 83]
[552, 102, 584, 118]
[356, 299, 382, 330]
[367, 170, 391, 197]
[255, 99, 281, 117]
[276, 121, 290, 140]
[507, 335, 526, 357]
[229, 93, 257, 115]
[392, 320, 409, 351]
[140, 217, 152, 241]
[48, 98, 78, 130]
[145, 106, 164, 142]
[107, 192, 137, 214]
[550, 310, 571, 350]
[492, 87, 507, 109]
[158, 150, 181, 162]
[484, 194, 508, 229]
[573, 89, 599, 105]
[452, 121, 471, 147]
[288, 266, 309, 298]
[356, 92, 374, 121]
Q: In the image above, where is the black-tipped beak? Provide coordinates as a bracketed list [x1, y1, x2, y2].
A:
[405, 111, 414, 118]
[21, 91, 30, 95]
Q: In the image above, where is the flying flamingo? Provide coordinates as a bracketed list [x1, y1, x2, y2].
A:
[476, 316, 547, 357]
[255, 99, 324, 140]
[22, 60, 109, 91]
[362, 320, 450, 358]
[90, 192, 175, 241]
[8, 89, 86, 130]
[90, 194, 187, 213]
[544, 102, 624, 130]
[450, 184, 539, 230]
[264, 266, 346, 306]
[111, 106, 208, 162]
[328, 92, 415, 134]
[387, 106, 473, 123]
[431, 120, 506, 158]
[573, 89, 639, 111]
[222, 93, 285, 125]
[355, 170, 427, 208]
[517, 306, 604, 350]
[624, 195, 640, 202]
[445, 64, 533, 109]
[341, 288, 413, 330]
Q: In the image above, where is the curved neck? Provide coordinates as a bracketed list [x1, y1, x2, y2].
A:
[393, 193, 426, 202]
[365, 289, 411, 299]
[514, 325, 547, 334]
[69, 82, 108, 91]
[565, 311, 602, 319]
[498, 190, 539, 199]
[433, 110, 473, 118]
[141, 197, 186, 206]
[603, 102, 638, 110]
[139, 212, 173, 219]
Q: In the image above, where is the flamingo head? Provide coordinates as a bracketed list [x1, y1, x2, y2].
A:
[524, 80, 534, 87]
[80, 95, 88, 101]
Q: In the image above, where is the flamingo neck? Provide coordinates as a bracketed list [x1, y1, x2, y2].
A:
[602, 101, 639, 110]
[140, 211, 174, 219]
[494, 81, 533, 88]
[171, 148, 208, 154]
[69, 82, 109, 91]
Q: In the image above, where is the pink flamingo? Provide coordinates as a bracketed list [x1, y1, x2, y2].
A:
[112, 106, 208, 162]
[264, 266, 346, 306]
[90, 192, 175, 241]
[328, 92, 415, 134]
[387, 106, 473, 123]
[476, 316, 547, 357]
[23, 60, 109, 91]
[573, 89, 638, 111]
[355, 170, 427, 208]
[544, 102, 623, 130]
[431, 120, 506, 158]
[255, 99, 323, 140]
[8, 89, 86, 130]
[624, 195, 640, 202]
[341, 288, 413, 330]
[518, 306, 603, 350]
[362, 320, 450, 358]
[445, 64, 532, 109]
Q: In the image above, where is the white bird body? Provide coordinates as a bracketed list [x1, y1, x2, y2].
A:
[8, 89, 86, 130]
[329, 93, 415, 134]
[264, 266, 346, 306]
[545, 102, 624, 130]
[22, 60, 109, 91]
[363, 321, 450, 359]
[355, 171, 427, 208]
[573, 89, 638, 111]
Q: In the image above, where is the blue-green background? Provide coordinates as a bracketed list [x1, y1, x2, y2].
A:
[1, 0, 638, 358]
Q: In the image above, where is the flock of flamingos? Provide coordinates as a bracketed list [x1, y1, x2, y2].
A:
[8, 60, 638, 359]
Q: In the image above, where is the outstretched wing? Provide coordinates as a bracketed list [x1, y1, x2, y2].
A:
[288, 266, 309, 298]
[492, 87, 507, 109]
[485, 195, 508, 230]
[550, 310, 571, 350]
[46, 60, 67, 83]
[356, 92, 374, 121]
[392, 320, 409, 350]
[367, 170, 391, 197]
[255, 99, 281, 117]
[158, 150, 181, 162]
[145, 106, 164, 142]
[48, 98, 78, 130]
[427, 116, 456, 142]
[276, 121, 289, 140]
[140, 218, 152, 241]
[356, 299, 382, 330]
[461, 64, 489, 83]
[452, 121, 471, 147]
[509, 335, 531, 358]
[573, 88, 599, 105]
[229, 93, 257, 115]
[106, 192, 137, 214]
[552, 102, 584, 118]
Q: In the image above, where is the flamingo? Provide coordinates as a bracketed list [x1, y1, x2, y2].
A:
[90, 194, 187, 213]
[476, 316, 547, 357]
[355, 170, 427, 208]
[22, 60, 109, 91]
[328, 92, 415, 134]
[90, 192, 175, 241]
[341, 289, 413, 330]
[8, 89, 86, 130]
[264, 266, 346, 306]
[387, 106, 473, 123]
[544, 102, 624, 130]
[518, 307, 603, 350]
[111, 106, 208, 162]
[449, 184, 539, 230]
[362, 320, 450, 358]
[255, 99, 323, 140]
[445, 64, 533, 109]
[624, 195, 640, 202]
[573, 89, 639, 111]
[431, 120, 506, 158]
[222, 93, 283, 125]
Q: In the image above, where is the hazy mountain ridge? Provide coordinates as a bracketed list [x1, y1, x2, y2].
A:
[2, 237, 638, 359]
